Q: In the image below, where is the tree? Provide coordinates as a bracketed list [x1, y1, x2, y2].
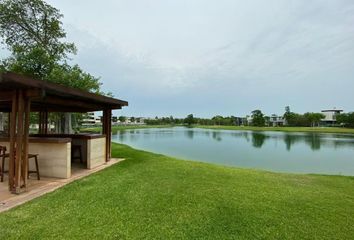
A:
[184, 114, 195, 126]
[264, 116, 270, 126]
[304, 112, 325, 127]
[0, 0, 101, 91]
[119, 116, 127, 123]
[283, 106, 295, 126]
[251, 110, 265, 127]
[212, 115, 223, 125]
[336, 112, 354, 128]
[0, 0, 76, 78]
[0, 0, 104, 133]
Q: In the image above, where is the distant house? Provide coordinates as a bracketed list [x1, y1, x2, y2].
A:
[321, 109, 343, 126]
[136, 117, 146, 125]
[246, 115, 253, 125]
[269, 114, 286, 127]
[81, 112, 102, 126]
[233, 117, 247, 126]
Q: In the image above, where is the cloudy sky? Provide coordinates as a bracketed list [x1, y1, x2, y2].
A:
[45, 0, 354, 117]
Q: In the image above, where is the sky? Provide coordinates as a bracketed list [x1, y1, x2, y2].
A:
[12, 1, 354, 117]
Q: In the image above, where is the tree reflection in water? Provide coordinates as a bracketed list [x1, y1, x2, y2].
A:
[305, 134, 321, 151]
[185, 130, 194, 139]
[212, 131, 222, 141]
[252, 132, 267, 148]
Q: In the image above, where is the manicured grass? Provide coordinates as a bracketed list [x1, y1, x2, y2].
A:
[1, 143, 354, 239]
[195, 125, 354, 134]
[80, 124, 176, 133]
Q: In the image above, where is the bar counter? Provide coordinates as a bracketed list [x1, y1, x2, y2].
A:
[0, 134, 107, 179]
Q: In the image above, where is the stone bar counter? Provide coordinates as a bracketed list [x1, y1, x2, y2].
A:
[0, 134, 106, 179]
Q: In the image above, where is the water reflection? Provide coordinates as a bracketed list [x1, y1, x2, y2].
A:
[185, 130, 194, 139]
[305, 134, 321, 151]
[251, 132, 267, 148]
[112, 127, 354, 175]
[114, 128, 354, 152]
[212, 131, 222, 141]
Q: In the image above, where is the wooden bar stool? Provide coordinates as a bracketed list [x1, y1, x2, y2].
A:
[28, 154, 40, 180]
[0, 150, 40, 182]
[71, 145, 83, 163]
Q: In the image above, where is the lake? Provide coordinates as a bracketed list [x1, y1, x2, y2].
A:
[112, 127, 354, 176]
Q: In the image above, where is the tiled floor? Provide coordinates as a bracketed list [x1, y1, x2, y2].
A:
[0, 158, 124, 213]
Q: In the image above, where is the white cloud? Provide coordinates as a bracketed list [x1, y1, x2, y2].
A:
[46, 0, 354, 117]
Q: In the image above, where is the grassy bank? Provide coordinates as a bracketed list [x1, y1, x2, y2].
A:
[82, 124, 354, 135]
[1, 143, 354, 239]
[80, 124, 176, 133]
[195, 125, 354, 134]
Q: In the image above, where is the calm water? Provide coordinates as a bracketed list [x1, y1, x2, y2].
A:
[112, 127, 354, 176]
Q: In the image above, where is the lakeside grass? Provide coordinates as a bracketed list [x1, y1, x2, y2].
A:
[81, 124, 354, 135]
[194, 125, 354, 134]
[80, 124, 176, 133]
[1, 143, 354, 239]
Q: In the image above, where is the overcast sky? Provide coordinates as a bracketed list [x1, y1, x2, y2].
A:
[44, 1, 354, 117]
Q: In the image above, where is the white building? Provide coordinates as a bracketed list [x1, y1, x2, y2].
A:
[321, 109, 343, 126]
[81, 112, 102, 126]
[269, 114, 286, 127]
[246, 115, 253, 125]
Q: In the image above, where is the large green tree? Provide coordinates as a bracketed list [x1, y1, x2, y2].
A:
[0, 0, 102, 92]
[304, 112, 325, 127]
[336, 112, 354, 128]
[251, 110, 265, 127]
[0, 0, 76, 78]
[0, 0, 105, 133]
[184, 114, 195, 126]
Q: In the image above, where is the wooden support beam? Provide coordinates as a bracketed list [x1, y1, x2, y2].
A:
[8, 92, 17, 191]
[22, 99, 30, 190]
[102, 109, 112, 162]
[14, 90, 24, 193]
[43, 96, 104, 112]
[0, 91, 16, 101]
[108, 110, 112, 160]
[25, 89, 45, 99]
[7, 90, 31, 193]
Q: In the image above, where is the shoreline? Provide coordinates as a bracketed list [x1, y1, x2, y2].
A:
[82, 124, 354, 135]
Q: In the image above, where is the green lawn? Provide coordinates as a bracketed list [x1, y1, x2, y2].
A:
[195, 125, 354, 134]
[81, 124, 354, 135]
[80, 124, 176, 133]
[1, 143, 354, 239]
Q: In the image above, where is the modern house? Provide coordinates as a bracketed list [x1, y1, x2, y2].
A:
[81, 112, 102, 126]
[0, 72, 128, 194]
[233, 117, 247, 126]
[321, 109, 343, 126]
[269, 114, 286, 127]
[246, 115, 253, 125]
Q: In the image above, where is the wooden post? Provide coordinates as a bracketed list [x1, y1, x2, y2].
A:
[22, 99, 30, 189]
[14, 90, 24, 193]
[8, 92, 17, 191]
[8, 90, 30, 193]
[102, 109, 112, 162]
[108, 110, 112, 160]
